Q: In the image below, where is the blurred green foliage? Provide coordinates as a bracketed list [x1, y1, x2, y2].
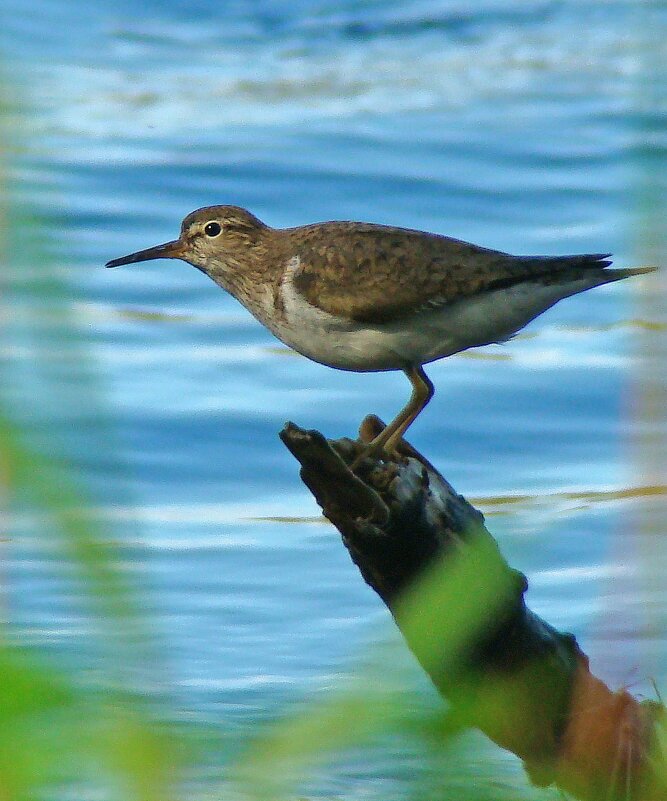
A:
[0, 89, 181, 799]
[230, 539, 531, 801]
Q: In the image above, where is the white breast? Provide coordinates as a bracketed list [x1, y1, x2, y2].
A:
[265, 256, 447, 372]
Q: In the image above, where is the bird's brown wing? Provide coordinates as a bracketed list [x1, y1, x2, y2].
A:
[287, 221, 611, 324]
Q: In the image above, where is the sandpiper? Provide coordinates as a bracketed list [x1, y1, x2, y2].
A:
[106, 206, 654, 459]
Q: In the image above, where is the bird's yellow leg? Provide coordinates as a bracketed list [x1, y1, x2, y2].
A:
[383, 365, 434, 453]
[352, 366, 434, 467]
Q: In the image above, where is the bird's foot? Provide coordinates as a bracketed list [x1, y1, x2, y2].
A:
[349, 443, 391, 472]
[349, 415, 402, 472]
[348, 414, 438, 475]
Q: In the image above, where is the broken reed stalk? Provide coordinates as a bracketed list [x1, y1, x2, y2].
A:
[279, 417, 666, 801]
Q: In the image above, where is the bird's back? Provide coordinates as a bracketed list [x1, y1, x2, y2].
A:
[284, 220, 640, 324]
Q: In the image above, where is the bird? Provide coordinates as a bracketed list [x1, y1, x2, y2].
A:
[106, 205, 654, 461]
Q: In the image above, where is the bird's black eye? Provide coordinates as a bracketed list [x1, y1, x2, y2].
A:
[204, 221, 222, 237]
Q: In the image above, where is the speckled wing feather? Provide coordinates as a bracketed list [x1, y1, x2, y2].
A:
[286, 221, 612, 324]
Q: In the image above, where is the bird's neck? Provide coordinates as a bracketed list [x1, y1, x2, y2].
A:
[198, 230, 289, 323]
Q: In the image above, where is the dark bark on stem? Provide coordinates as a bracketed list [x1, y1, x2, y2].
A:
[279, 417, 666, 801]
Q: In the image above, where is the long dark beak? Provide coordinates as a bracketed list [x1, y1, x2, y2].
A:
[105, 239, 185, 268]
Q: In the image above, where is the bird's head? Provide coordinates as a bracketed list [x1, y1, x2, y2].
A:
[106, 205, 269, 279]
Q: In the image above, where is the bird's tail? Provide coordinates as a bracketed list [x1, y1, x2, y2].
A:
[519, 253, 657, 287]
[565, 263, 657, 292]
[598, 265, 657, 283]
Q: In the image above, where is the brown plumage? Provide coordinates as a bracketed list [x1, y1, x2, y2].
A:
[283, 220, 617, 323]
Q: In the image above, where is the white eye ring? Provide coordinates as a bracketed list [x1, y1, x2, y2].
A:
[204, 221, 222, 237]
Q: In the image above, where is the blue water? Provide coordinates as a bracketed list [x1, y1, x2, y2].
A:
[3, 0, 667, 797]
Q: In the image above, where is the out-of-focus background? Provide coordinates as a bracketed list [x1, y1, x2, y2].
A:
[1, 1, 665, 798]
